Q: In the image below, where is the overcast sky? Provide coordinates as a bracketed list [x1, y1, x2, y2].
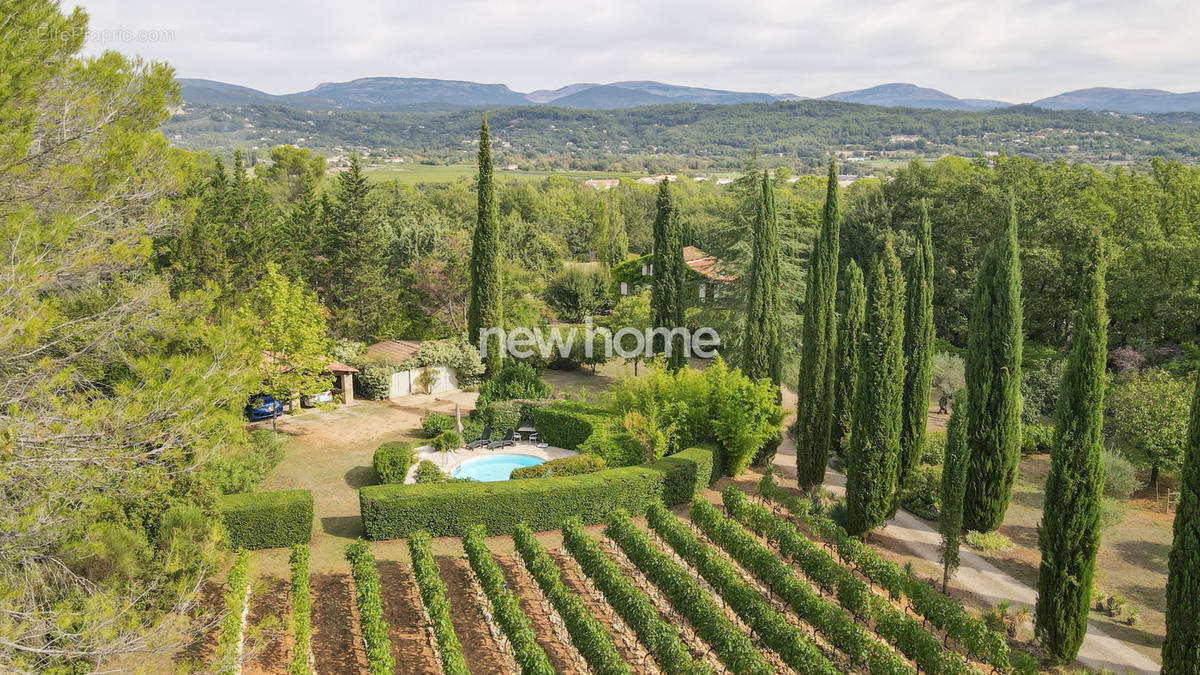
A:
[76, 0, 1200, 102]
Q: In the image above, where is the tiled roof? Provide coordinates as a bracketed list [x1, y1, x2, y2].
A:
[364, 339, 424, 366]
[682, 246, 737, 281]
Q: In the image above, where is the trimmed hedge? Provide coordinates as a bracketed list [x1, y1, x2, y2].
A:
[409, 532, 469, 674]
[509, 454, 606, 479]
[219, 489, 312, 550]
[373, 441, 415, 484]
[359, 446, 715, 539]
[528, 405, 598, 450]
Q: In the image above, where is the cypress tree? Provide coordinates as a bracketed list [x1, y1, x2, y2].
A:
[963, 197, 1024, 533]
[897, 201, 936, 509]
[468, 116, 503, 375]
[742, 171, 782, 385]
[1035, 233, 1108, 664]
[1163, 365, 1200, 671]
[939, 389, 969, 591]
[830, 260, 866, 456]
[796, 160, 842, 487]
[845, 235, 906, 538]
[650, 179, 686, 369]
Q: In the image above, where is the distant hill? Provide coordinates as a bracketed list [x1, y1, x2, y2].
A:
[525, 83, 600, 104]
[822, 83, 1009, 110]
[178, 79, 287, 106]
[1032, 87, 1200, 113]
[549, 85, 676, 109]
[293, 77, 528, 108]
[607, 80, 783, 104]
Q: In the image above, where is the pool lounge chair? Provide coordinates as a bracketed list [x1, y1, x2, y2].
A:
[487, 429, 516, 450]
[465, 426, 492, 449]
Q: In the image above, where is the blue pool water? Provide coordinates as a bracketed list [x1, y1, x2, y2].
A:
[451, 454, 545, 482]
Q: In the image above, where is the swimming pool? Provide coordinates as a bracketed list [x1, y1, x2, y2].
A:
[451, 454, 545, 482]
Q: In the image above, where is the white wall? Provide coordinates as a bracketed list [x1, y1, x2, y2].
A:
[387, 366, 459, 398]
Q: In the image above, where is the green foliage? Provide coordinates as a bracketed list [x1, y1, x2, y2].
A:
[923, 430, 946, 465]
[351, 361, 400, 400]
[219, 490, 314, 550]
[469, 116, 504, 374]
[510, 454, 606, 479]
[706, 358, 785, 475]
[607, 509, 774, 674]
[940, 392, 969, 588]
[408, 337, 486, 386]
[414, 460, 447, 484]
[965, 530, 1015, 552]
[421, 411, 455, 437]
[1164, 376, 1200, 672]
[476, 362, 551, 408]
[545, 266, 614, 322]
[358, 447, 714, 538]
[373, 442, 416, 484]
[1106, 368, 1194, 484]
[846, 235, 906, 537]
[795, 161, 842, 486]
[432, 430, 462, 452]
[215, 549, 251, 674]
[288, 545, 312, 675]
[931, 352, 966, 398]
[650, 180, 687, 369]
[409, 532, 470, 675]
[527, 404, 600, 449]
[741, 171, 782, 386]
[963, 197, 1024, 533]
[210, 429, 287, 494]
[324, 156, 394, 340]
[345, 540, 395, 675]
[463, 526, 555, 674]
[899, 202, 936, 502]
[831, 260, 866, 455]
[1022, 357, 1065, 424]
[1101, 448, 1142, 499]
[1021, 423, 1055, 455]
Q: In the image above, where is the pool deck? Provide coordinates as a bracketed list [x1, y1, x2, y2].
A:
[405, 442, 576, 483]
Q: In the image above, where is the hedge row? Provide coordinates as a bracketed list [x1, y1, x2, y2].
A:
[646, 503, 837, 674]
[345, 540, 395, 675]
[408, 532, 469, 674]
[373, 442, 415, 484]
[758, 473, 1009, 668]
[462, 525, 554, 674]
[692, 497, 912, 675]
[287, 545, 312, 675]
[605, 510, 773, 675]
[528, 405, 598, 449]
[726, 487, 971, 674]
[219, 489, 313, 550]
[359, 446, 714, 539]
[214, 549, 250, 674]
[509, 453, 606, 479]
[512, 524, 630, 674]
[560, 518, 708, 675]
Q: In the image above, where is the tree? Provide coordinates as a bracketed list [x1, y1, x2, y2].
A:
[1035, 235, 1108, 664]
[604, 291, 653, 375]
[897, 201, 936, 509]
[545, 266, 613, 323]
[741, 171, 782, 386]
[598, 189, 629, 268]
[1106, 368, 1193, 488]
[940, 389, 969, 591]
[650, 179, 686, 370]
[795, 161, 843, 487]
[845, 235, 906, 537]
[1163, 375, 1200, 672]
[323, 155, 390, 340]
[831, 260, 866, 456]
[468, 116, 504, 375]
[963, 197, 1024, 533]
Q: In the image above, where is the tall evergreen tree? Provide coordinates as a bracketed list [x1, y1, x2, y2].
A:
[831, 260, 866, 455]
[742, 171, 782, 385]
[963, 197, 1024, 533]
[1163, 366, 1200, 671]
[845, 235, 906, 537]
[897, 201, 936, 508]
[1035, 234, 1108, 664]
[650, 179, 686, 369]
[939, 389, 969, 591]
[324, 155, 389, 340]
[796, 160, 842, 487]
[468, 116, 503, 375]
[599, 189, 629, 267]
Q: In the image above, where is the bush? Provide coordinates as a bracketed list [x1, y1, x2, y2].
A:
[1102, 447, 1143, 499]
[346, 540, 394, 674]
[1022, 358, 1064, 424]
[528, 404, 599, 449]
[353, 361, 399, 400]
[210, 429, 287, 494]
[965, 530, 1015, 552]
[432, 430, 461, 452]
[923, 430, 946, 465]
[1021, 422, 1054, 455]
[359, 446, 715, 539]
[421, 412, 455, 438]
[476, 362, 550, 409]
[413, 460, 446, 484]
[510, 454, 606, 479]
[900, 464, 942, 520]
[477, 399, 524, 433]
[373, 442, 415, 484]
[219, 490, 313, 550]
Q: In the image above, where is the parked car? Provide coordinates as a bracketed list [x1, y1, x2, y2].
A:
[245, 394, 284, 421]
[303, 389, 334, 407]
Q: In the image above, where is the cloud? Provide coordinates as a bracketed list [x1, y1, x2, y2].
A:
[76, 0, 1200, 101]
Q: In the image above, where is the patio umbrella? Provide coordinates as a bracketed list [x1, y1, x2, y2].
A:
[455, 402, 463, 434]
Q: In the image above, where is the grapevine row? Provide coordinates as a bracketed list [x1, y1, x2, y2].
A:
[345, 540, 396, 675]
[409, 531, 469, 675]
[725, 487, 971, 674]
[288, 544, 313, 675]
[561, 517, 710, 675]
[462, 524, 555, 674]
[645, 502, 838, 674]
[759, 473, 1009, 668]
[604, 509, 774, 675]
[214, 548, 250, 674]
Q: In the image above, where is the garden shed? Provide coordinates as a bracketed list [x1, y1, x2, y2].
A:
[364, 339, 460, 398]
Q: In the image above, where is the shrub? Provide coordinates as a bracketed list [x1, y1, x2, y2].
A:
[528, 404, 598, 449]
[359, 446, 715, 539]
[476, 362, 550, 409]
[210, 429, 287, 494]
[373, 442, 415, 484]
[1022, 358, 1065, 424]
[158, 504, 207, 550]
[219, 490, 313, 550]
[545, 266, 613, 323]
[421, 412, 455, 438]
[1022, 422, 1054, 455]
[345, 540, 394, 675]
[900, 464, 942, 520]
[510, 454, 606, 479]
[409, 532, 469, 674]
[1102, 447, 1142, 499]
[432, 430, 461, 452]
[214, 549, 251, 674]
[922, 430, 946, 465]
[353, 361, 399, 400]
[478, 399, 524, 433]
[965, 530, 1015, 552]
[408, 337, 485, 386]
[288, 545, 312, 675]
[414, 460, 446, 484]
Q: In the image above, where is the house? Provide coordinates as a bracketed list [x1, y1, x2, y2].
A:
[364, 340, 460, 398]
[260, 351, 359, 404]
[583, 178, 620, 190]
[620, 245, 735, 302]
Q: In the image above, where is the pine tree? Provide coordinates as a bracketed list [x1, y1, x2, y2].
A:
[650, 179, 686, 369]
[845, 235, 906, 537]
[796, 160, 842, 487]
[939, 389, 969, 591]
[831, 260, 866, 455]
[324, 155, 389, 340]
[742, 171, 782, 385]
[963, 197, 1024, 533]
[897, 201, 936, 509]
[1035, 234, 1108, 664]
[1163, 365, 1200, 671]
[468, 116, 503, 375]
[599, 189, 629, 267]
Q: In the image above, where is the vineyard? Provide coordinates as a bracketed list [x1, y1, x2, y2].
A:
[211, 484, 1017, 674]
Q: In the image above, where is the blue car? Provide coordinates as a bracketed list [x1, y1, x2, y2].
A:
[245, 394, 284, 421]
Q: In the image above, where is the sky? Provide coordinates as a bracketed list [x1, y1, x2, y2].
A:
[76, 0, 1200, 102]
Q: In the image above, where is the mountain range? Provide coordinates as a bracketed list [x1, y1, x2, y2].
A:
[177, 77, 1200, 113]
